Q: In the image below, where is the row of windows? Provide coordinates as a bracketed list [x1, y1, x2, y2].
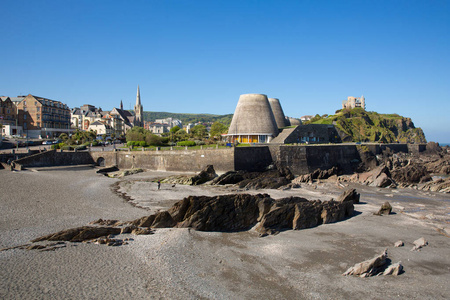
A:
[23, 100, 68, 110]
[0, 108, 12, 114]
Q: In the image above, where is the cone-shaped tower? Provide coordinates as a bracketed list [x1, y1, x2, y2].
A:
[227, 94, 278, 143]
[268, 98, 289, 129]
[134, 85, 143, 127]
[288, 117, 302, 126]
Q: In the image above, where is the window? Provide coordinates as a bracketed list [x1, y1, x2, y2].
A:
[23, 101, 26, 106]
[37, 114, 40, 120]
[7, 108, 10, 114]
[37, 122, 40, 127]
[24, 107, 27, 112]
[35, 101, 37, 105]
[24, 123, 27, 129]
[37, 107, 40, 112]
[24, 115, 27, 120]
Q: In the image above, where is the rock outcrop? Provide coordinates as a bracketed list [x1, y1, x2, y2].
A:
[391, 164, 431, 184]
[411, 237, 428, 251]
[212, 166, 294, 190]
[374, 201, 392, 215]
[32, 226, 121, 243]
[343, 249, 403, 277]
[292, 166, 340, 184]
[160, 165, 217, 186]
[165, 189, 356, 235]
[337, 188, 360, 204]
[343, 249, 389, 277]
[30, 189, 359, 243]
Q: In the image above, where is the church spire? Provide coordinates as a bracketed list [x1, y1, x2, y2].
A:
[120, 99, 123, 110]
[134, 85, 143, 127]
[136, 85, 141, 106]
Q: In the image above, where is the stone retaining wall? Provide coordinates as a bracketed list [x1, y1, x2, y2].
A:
[90, 148, 235, 173]
[8, 143, 426, 175]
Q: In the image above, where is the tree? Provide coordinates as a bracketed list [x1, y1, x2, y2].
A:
[209, 122, 228, 139]
[174, 129, 188, 142]
[190, 124, 207, 139]
[145, 133, 164, 146]
[170, 126, 181, 133]
[126, 126, 147, 142]
[59, 133, 69, 142]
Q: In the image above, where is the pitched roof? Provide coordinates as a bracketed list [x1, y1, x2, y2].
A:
[90, 121, 104, 126]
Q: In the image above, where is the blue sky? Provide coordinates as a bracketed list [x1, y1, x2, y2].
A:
[1, 0, 449, 142]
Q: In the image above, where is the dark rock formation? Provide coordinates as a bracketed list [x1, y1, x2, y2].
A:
[32, 226, 121, 243]
[166, 190, 356, 235]
[30, 190, 358, 246]
[160, 165, 217, 185]
[374, 201, 392, 215]
[418, 178, 450, 193]
[96, 165, 119, 175]
[191, 165, 217, 185]
[132, 211, 177, 228]
[391, 164, 431, 184]
[169, 194, 271, 232]
[371, 172, 393, 188]
[89, 218, 121, 226]
[337, 188, 360, 204]
[131, 228, 154, 235]
[212, 166, 294, 190]
[293, 166, 341, 184]
[211, 171, 246, 185]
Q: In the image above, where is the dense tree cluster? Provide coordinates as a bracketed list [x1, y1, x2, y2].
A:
[126, 127, 168, 146]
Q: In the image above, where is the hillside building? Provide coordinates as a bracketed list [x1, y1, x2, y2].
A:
[4, 94, 71, 138]
[0, 96, 20, 136]
[88, 120, 112, 136]
[342, 95, 365, 110]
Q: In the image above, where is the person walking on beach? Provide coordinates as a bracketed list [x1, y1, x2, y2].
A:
[157, 180, 161, 190]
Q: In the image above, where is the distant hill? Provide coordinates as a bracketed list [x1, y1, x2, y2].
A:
[142, 111, 233, 126]
[305, 108, 427, 143]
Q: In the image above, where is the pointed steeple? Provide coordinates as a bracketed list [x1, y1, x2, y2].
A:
[120, 100, 123, 110]
[136, 85, 141, 106]
[134, 85, 143, 127]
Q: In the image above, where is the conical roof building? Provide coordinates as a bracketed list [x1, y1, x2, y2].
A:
[288, 117, 302, 126]
[227, 94, 279, 143]
[268, 98, 289, 129]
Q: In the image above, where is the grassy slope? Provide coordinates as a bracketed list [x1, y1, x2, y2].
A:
[308, 108, 427, 143]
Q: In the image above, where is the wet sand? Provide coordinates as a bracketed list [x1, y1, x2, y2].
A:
[1, 167, 449, 299]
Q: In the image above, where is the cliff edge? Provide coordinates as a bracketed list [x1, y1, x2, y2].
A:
[306, 108, 426, 143]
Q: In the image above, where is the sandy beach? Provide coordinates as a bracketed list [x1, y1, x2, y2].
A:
[1, 167, 449, 299]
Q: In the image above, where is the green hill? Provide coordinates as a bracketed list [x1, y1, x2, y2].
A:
[305, 108, 426, 143]
[142, 111, 233, 126]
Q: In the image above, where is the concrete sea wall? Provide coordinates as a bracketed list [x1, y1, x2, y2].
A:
[13, 150, 95, 168]
[9, 143, 426, 175]
[274, 145, 359, 174]
[88, 148, 234, 173]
